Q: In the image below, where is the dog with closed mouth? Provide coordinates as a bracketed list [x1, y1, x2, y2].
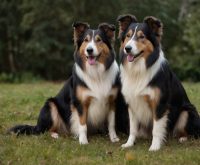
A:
[8, 22, 129, 144]
[117, 14, 200, 151]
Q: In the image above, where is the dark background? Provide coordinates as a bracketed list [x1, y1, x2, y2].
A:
[0, 0, 200, 82]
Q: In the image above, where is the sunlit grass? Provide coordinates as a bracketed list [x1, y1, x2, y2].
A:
[0, 82, 200, 165]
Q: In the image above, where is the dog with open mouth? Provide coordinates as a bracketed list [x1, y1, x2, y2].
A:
[117, 14, 200, 151]
[8, 22, 129, 144]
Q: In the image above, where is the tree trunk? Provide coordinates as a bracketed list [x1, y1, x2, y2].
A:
[7, 31, 16, 73]
[178, 0, 191, 21]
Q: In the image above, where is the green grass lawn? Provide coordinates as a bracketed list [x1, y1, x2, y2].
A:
[0, 82, 200, 165]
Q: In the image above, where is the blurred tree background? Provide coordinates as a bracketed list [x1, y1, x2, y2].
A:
[0, 0, 199, 82]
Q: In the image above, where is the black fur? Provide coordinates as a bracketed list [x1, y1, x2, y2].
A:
[149, 62, 200, 137]
[8, 24, 129, 138]
[9, 79, 73, 135]
[119, 15, 200, 151]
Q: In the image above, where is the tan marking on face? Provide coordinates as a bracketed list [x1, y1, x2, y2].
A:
[122, 29, 133, 48]
[76, 86, 93, 125]
[94, 35, 110, 65]
[49, 102, 68, 134]
[134, 30, 154, 60]
[120, 30, 134, 64]
[79, 35, 92, 69]
[95, 35, 102, 43]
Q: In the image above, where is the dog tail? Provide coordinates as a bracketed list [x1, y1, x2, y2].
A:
[8, 125, 41, 135]
[8, 98, 54, 136]
[185, 104, 200, 138]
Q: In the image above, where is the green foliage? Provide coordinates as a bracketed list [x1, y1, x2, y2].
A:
[0, 0, 199, 81]
[0, 82, 200, 165]
[169, 0, 200, 81]
[0, 72, 42, 83]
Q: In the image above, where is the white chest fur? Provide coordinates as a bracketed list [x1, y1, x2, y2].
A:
[120, 52, 165, 126]
[75, 61, 119, 126]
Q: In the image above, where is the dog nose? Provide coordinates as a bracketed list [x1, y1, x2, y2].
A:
[86, 47, 93, 54]
[125, 46, 132, 53]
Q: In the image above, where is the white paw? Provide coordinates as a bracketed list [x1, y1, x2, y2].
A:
[110, 136, 120, 143]
[79, 135, 89, 145]
[51, 132, 59, 139]
[109, 132, 120, 143]
[149, 143, 161, 151]
[121, 142, 134, 148]
[179, 137, 188, 143]
[121, 135, 135, 148]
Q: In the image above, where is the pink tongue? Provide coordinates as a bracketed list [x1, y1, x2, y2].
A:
[88, 56, 96, 65]
[127, 54, 134, 62]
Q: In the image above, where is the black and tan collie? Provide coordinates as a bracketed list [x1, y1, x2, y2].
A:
[117, 14, 200, 151]
[9, 22, 128, 144]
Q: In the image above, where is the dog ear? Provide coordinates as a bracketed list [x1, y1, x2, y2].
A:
[72, 22, 90, 45]
[143, 16, 163, 42]
[117, 14, 137, 40]
[98, 23, 116, 42]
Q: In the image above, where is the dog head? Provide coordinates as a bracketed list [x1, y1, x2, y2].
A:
[73, 22, 116, 71]
[117, 14, 163, 67]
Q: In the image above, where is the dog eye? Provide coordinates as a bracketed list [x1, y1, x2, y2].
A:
[84, 38, 89, 42]
[138, 35, 145, 39]
[126, 34, 131, 38]
[96, 37, 102, 42]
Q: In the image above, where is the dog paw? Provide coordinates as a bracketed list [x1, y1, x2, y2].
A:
[109, 132, 120, 143]
[51, 132, 59, 139]
[149, 143, 161, 151]
[79, 135, 89, 145]
[110, 136, 120, 143]
[121, 142, 133, 149]
[179, 137, 188, 143]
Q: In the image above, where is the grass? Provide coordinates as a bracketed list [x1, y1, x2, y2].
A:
[0, 82, 200, 165]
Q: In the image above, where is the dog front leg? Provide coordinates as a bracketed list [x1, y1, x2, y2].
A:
[121, 108, 138, 148]
[149, 114, 168, 151]
[108, 110, 120, 142]
[78, 106, 88, 145]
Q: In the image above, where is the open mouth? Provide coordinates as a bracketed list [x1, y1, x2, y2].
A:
[86, 55, 100, 65]
[127, 51, 144, 62]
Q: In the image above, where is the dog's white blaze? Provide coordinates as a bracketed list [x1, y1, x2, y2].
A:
[121, 51, 166, 149]
[71, 61, 119, 132]
[85, 30, 99, 56]
[132, 26, 138, 39]
[149, 115, 168, 151]
[124, 26, 140, 55]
